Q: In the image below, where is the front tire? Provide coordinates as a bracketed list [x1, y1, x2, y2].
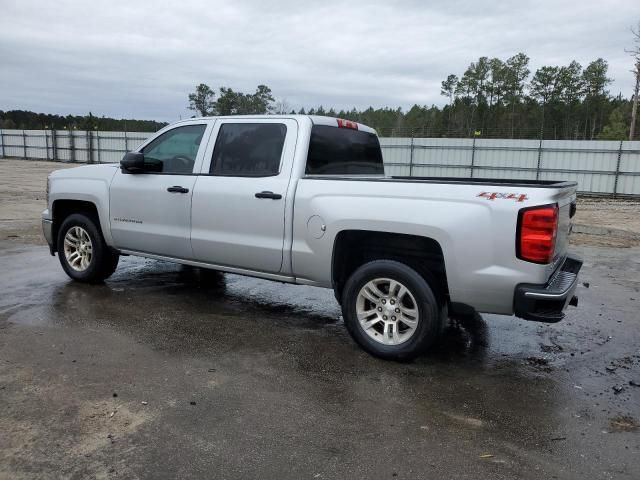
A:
[341, 260, 444, 360]
[57, 213, 119, 283]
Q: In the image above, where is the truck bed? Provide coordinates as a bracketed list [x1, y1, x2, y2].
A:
[392, 176, 578, 188]
[305, 174, 578, 189]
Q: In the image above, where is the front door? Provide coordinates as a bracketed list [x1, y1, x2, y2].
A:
[110, 123, 210, 259]
[191, 118, 298, 273]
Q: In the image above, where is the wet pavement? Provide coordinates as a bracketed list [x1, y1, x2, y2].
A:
[0, 241, 639, 479]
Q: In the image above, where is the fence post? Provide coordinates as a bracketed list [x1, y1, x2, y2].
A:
[97, 131, 101, 164]
[69, 130, 76, 162]
[470, 136, 476, 178]
[22, 130, 27, 159]
[409, 133, 415, 177]
[45, 130, 50, 161]
[87, 130, 93, 164]
[51, 130, 57, 161]
[613, 140, 623, 198]
[536, 138, 543, 180]
[0, 129, 4, 158]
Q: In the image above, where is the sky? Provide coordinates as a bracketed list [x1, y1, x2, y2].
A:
[1, 0, 639, 122]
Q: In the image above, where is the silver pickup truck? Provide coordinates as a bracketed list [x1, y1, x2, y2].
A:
[43, 115, 582, 359]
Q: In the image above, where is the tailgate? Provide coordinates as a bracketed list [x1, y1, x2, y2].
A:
[554, 194, 577, 263]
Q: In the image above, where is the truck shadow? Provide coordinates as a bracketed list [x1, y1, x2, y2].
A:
[113, 260, 491, 360]
[43, 259, 491, 363]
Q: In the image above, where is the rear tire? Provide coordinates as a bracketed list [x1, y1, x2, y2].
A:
[57, 213, 119, 283]
[341, 259, 444, 360]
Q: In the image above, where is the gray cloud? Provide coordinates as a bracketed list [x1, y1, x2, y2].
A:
[1, 0, 638, 122]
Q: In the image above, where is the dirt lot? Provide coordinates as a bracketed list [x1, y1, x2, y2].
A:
[572, 198, 640, 248]
[0, 160, 76, 244]
[1, 159, 639, 479]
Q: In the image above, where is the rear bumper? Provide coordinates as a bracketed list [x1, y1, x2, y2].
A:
[514, 255, 582, 323]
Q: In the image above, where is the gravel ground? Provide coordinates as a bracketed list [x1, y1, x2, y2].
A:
[573, 198, 640, 248]
[574, 198, 640, 236]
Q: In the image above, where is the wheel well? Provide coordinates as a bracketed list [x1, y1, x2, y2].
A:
[51, 200, 100, 252]
[332, 230, 449, 303]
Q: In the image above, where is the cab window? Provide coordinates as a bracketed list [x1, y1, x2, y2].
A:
[209, 123, 286, 177]
[142, 124, 206, 174]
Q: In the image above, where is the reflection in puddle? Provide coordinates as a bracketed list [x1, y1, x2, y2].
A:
[433, 312, 490, 360]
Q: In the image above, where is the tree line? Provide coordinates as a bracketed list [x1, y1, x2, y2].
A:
[0, 110, 167, 132]
[432, 55, 631, 140]
[296, 55, 635, 140]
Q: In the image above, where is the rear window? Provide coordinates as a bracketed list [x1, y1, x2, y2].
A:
[305, 125, 384, 175]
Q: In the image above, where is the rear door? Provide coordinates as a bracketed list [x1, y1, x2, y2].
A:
[191, 118, 298, 273]
[110, 122, 211, 259]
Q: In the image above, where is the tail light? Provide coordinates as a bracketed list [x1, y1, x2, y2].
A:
[336, 119, 358, 130]
[517, 205, 558, 264]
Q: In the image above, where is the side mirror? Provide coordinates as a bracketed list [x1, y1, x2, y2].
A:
[120, 152, 145, 173]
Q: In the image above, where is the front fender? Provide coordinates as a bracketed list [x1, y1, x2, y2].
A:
[48, 166, 118, 246]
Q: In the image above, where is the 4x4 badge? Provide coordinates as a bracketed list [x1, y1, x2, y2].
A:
[477, 192, 528, 202]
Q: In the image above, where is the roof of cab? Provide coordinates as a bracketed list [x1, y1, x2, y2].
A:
[170, 115, 377, 135]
